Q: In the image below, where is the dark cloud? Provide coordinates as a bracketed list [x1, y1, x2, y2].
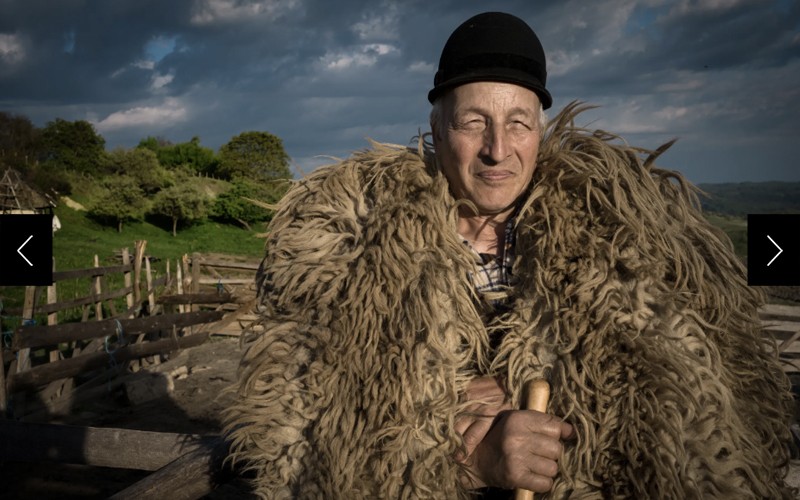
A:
[0, 0, 798, 183]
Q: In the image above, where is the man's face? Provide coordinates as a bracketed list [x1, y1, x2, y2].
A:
[432, 81, 541, 216]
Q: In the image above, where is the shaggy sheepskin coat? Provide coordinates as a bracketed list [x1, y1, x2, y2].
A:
[224, 103, 796, 499]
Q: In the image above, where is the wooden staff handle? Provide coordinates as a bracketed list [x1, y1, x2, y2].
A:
[512, 379, 550, 500]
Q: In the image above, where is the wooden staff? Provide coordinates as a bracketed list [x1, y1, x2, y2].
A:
[513, 379, 550, 500]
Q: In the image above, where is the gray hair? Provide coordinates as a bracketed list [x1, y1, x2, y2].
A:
[429, 90, 548, 139]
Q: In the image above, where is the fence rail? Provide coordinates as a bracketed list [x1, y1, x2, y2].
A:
[1, 245, 260, 422]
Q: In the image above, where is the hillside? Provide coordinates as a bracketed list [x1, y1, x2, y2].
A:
[695, 181, 800, 216]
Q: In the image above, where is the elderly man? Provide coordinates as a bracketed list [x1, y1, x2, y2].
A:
[224, 12, 796, 500]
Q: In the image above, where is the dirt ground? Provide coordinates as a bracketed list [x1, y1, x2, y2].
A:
[4, 334, 800, 498]
[0, 337, 257, 500]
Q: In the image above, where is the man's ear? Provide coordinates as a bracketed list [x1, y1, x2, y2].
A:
[430, 121, 441, 147]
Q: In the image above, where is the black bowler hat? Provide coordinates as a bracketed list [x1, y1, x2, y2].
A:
[428, 12, 552, 109]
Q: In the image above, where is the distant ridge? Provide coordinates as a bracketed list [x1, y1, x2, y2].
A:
[694, 181, 800, 217]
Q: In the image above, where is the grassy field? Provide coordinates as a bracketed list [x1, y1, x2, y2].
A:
[703, 212, 748, 257]
[2, 200, 266, 331]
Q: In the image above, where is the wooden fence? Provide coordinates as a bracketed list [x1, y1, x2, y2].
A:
[0, 243, 258, 422]
[760, 304, 800, 372]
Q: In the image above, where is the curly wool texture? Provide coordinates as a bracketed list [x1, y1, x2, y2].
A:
[223, 102, 797, 499]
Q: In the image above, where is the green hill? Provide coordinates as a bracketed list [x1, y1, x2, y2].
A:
[696, 181, 800, 216]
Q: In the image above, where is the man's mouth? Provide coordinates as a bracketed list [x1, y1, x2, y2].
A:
[476, 170, 513, 181]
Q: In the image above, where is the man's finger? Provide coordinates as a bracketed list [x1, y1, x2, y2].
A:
[512, 410, 565, 440]
[561, 421, 576, 440]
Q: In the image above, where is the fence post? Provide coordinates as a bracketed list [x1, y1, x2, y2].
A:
[122, 248, 134, 311]
[47, 258, 59, 363]
[182, 255, 191, 304]
[134, 241, 147, 305]
[192, 253, 201, 312]
[13, 285, 36, 416]
[93, 255, 103, 322]
[176, 264, 186, 315]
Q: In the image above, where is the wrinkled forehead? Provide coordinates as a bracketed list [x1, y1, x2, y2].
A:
[442, 81, 541, 117]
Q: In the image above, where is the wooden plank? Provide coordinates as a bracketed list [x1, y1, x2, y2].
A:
[761, 321, 800, 338]
[7, 330, 213, 393]
[5, 286, 133, 316]
[16, 286, 36, 371]
[13, 286, 36, 416]
[156, 293, 234, 305]
[106, 437, 234, 500]
[134, 240, 145, 304]
[93, 255, 103, 322]
[122, 247, 134, 310]
[144, 275, 167, 290]
[12, 310, 224, 351]
[201, 261, 232, 294]
[176, 264, 186, 315]
[760, 304, 800, 323]
[145, 257, 156, 316]
[204, 298, 257, 335]
[198, 278, 254, 285]
[0, 420, 218, 471]
[38, 335, 108, 405]
[144, 257, 161, 365]
[192, 258, 260, 271]
[51, 264, 133, 283]
[99, 275, 119, 317]
[192, 253, 201, 312]
[182, 255, 192, 301]
[47, 258, 58, 363]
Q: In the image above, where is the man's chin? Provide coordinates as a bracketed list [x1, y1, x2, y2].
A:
[462, 200, 518, 218]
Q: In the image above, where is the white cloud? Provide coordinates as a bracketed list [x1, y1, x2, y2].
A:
[190, 0, 300, 25]
[93, 98, 188, 131]
[654, 105, 689, 120]
[547, 49, 582, 77]
[352, 7, 399, 41]
[658, 0, 753, 22]
[408, 61, 434, 73]
[655, 79, 705, 92]
[0, 33, 24, 64]
[320, 44, 398, 70]
[150, 73, 175, 90]
[111, 60, 156, 78]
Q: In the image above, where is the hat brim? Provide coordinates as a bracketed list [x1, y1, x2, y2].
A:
[427, 67, 552, 109]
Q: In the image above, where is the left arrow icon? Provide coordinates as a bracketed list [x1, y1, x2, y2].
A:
[17, 234, 33, 266]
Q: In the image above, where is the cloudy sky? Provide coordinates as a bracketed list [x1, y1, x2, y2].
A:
[1, 0, 798, 184]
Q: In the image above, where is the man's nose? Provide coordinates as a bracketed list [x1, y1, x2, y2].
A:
[481, 125, 510, 164]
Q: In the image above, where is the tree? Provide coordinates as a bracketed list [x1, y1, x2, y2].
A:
[41, 118, 106, 175]
[0, 111, 42, 171]
[218, 131, 291, 181]
[88, 176, 148, 232]
[213, 177, 286, 230]
[137, 136, 160, 153]
[106, 147, 170, 194]
[145, 135, 219, 175]
[151, 185, 211, 236]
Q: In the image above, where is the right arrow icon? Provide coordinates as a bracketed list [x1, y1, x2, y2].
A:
[767, 235, 783, 266]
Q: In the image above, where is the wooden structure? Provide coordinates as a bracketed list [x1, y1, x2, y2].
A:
[0, 244, 259, 421]
[760, 304, 800, 372]
[0, 168, 56, 214]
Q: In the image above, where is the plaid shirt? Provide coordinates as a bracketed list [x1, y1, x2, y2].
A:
[459, 215, 519, 310]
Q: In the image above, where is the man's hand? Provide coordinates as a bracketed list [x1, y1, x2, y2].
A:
[455, 376, 575, 492]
